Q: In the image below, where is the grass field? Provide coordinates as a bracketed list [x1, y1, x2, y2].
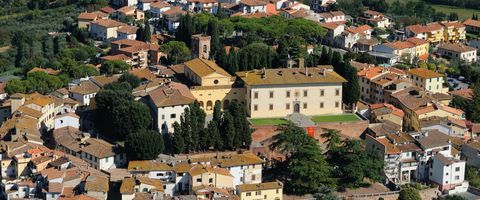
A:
[250, 118, 289, 125]
[311, 114, 360, 123]
[385, 0, 480, 20]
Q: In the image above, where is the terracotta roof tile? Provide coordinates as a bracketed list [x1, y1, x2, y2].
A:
[236, 67, 346, 86]
[407, 68, 443, 79]
[90, 19, 127, 28]
[117, 26, 138, 34]
[439, 43, 476, 53]
[85, 175, 109, 193]
[184, 58, 231, 78]
[237, 181, 283, 192]
[189, 164, 232, 177]
[463, 19, 480, 28]
[148, 82, 195, 107]
[127, 160, 173, 172]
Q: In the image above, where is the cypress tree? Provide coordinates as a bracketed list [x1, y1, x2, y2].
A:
[144, 19, 151, 42]
[207, 120, 223, 150]
[320, 46, 328, 64]
[227, 47, 239, 74]
[222, 112, 236, 150]
[342, 63, 360, 109]
[208, 18, 221, 59]
[470, 82, 480, 122]
[172, 122, 184, 154]
[332, 51, 343, 71]
[327, 47, 334, 65]
[213, 100, 222, 128]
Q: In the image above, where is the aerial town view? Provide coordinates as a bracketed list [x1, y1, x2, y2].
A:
[1, 0, 480, 199]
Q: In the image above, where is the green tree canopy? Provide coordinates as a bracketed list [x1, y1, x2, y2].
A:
[101, 60, 131, 75]
[126, 129, 164, 160]
[160, 41, 191, 65]
[118, 73, 141, 88]
[270, 123, 335, 195]
[399, 187, 421, 200]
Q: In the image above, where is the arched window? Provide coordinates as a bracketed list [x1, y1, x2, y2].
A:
[206, 101, 213, 111]
[199, 101, 204, 109]
[223, 100, 230, 109]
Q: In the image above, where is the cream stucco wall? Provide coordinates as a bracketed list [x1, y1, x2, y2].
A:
[239, 188, 283, 200]
[191, 87, 245, 114]
[190, 173, 233, 190]
[246, 83, 343, 118]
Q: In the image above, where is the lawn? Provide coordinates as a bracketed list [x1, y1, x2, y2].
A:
[311, 114, 360, 123]
[250, 118, 289, 126]
[385, 0, 480, 20]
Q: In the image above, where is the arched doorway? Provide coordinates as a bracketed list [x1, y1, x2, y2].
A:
[293, 102, 300, 113]
[206, 100, 213, 111]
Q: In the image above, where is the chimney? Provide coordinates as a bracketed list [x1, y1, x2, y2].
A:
[298, 58, 304, 68]
[261, 67, 266, 79]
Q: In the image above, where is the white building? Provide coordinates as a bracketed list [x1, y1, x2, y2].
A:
[54, 113, 80, 129]
[147, 82, 195, 134]
[69, 80, 100, 106]
[429, 153, 466, 191]
[52, 126, 126, 171]
[319, 11, 345, 23]
[239, 0, 267, 14]
[117, 26, 138, 40]
[150, 1, 172, 19]
[437, 43, 477, 63]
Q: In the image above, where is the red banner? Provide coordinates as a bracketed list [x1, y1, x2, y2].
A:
[307, 127, 315, 138]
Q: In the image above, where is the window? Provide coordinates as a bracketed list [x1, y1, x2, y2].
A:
[170, 114, 176, 118]
[286, 103, 290, 110]
[256, 191, 261, 195]
[156, 173, 164, 176]
[443, 146, 449, 151]
[320, 102, 324, 108]
[214, 80, 219, 84]
[246, 192, 251, 196]
[209, 178, 213, 183]
[143, 188, 148, 192]
[203, 44, 208, 53]
[320, 89, 325, 96]
[335, 102, 339, 108]
[254, 92, 258, 99]
[269, 104, 273, 110]
[161, 115, 165, 120]
[335, 89, 340, 96]
[105, 157, 109, 162]
[269, 91, 274, 98]
[276, 189, 279, 194]
[455, 175, 460, 180]
[455, 167, 460, 172]
[264, 195, 267, 199]
[252, 175, 256, 180]
[303, 90, 308, 97]
[196, 178, 202, 183]
[303, 103, 307, 109]
[254, 104, 258, 111]
[286, 91, 290, 98]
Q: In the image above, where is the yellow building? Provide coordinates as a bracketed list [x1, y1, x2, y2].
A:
[188, 164, 234, 193]
[407, 68, 448, 94]
[406, 21, 466, 44]
[389, 87, 464, 131]
[236, 181, 283, 200]
[236, 66, 346, 118]
[10, 93, 56, 131]
[184, 58, 245, 113]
